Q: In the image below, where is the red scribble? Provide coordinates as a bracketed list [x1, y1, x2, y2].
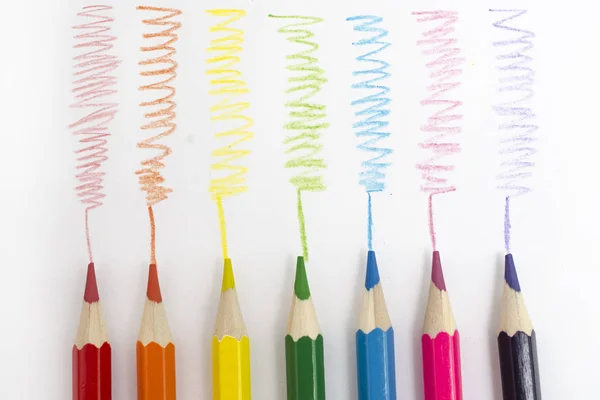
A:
[413, 11, 465, 250]
[71, 5, 120, 263]
[136, 6, 181, 262]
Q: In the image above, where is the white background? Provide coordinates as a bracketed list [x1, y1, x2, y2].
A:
[0, 0, 595, 399]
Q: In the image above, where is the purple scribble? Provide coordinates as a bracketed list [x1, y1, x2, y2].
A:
[490, 9, 537, 253]
[504, 196, 511, 253]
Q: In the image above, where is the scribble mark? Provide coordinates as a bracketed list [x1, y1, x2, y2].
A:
[347, 15, 392, 251]
[148, 206, 157, 264]
[137, 6, 181, 262]
[269, 15, 329, 261]
[367, 192, 373, 251]
[504, 196, 511, 253]
[71, 5, 120, 263]
[206, 9, 253, 260]
[413, 10, 465, 250]
[490, 9, 537, 253]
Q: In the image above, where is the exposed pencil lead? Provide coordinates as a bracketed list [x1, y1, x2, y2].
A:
[146, 264, 163, 303]
[221, 258, 236, 292]
[431, 251, 447, 291]
[504, 253, 521, 292]
[365, 250, 380, 290]
[83, 262, 100, 303]
[294, 256, 311, 300]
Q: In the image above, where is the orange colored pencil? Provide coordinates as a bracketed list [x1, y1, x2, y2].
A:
[137, 264, 176, 399]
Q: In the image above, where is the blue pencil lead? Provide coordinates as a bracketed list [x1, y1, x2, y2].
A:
[365, 250, 381, 291]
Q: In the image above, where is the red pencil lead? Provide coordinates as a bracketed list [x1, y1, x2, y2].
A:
[146, 264, 163, 303]
[84, 263, 100, 303]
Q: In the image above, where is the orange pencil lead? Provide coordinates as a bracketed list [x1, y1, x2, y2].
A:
[147, 264, 163, 303]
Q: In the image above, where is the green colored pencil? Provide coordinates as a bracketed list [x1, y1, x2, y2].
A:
[285, 256, 326, 400]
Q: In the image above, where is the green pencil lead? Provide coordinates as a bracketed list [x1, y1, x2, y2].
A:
[294, 256, 311, 300]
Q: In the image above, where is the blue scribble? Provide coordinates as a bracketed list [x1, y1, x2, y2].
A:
[347, 15, 392, 249]
[490, 9, 538, 252]
[367, 192, 373, 250]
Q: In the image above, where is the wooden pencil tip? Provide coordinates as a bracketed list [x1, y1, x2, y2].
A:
[365, 250, 380, 290]
[146, 264, 163, 303]
[221, 258, 236, 292]
[83, 263, 100, 303]
[431, 251, 447, 291]
[294, 256, 311, 300]
[504, 253, 521, 292]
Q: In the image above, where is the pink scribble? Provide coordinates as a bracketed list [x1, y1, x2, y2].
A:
[70, 5, 120, 263]
[413, 10, 464, 250]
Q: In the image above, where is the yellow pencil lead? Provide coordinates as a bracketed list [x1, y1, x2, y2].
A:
[221, 258, 236, 292]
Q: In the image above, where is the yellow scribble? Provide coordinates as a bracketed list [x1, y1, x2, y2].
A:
[207, 9, 253, 259]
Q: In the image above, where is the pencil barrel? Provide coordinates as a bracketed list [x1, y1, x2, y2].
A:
[285, 334, 326, 400]
[212, 335, 252, 399]
[356, 328, 396, 400]
[72, 342, 112, 400]
[136, 341, 176, 400]
[498, 331, 541, 400]
[421, 331, 462, 400]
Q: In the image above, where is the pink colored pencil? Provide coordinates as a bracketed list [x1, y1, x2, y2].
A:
[421, 251, 463, 400]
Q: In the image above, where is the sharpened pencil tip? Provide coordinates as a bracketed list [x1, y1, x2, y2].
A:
[431, 251, 447, 291]
[294, 256, 311, 300]
[146, 264, 163, 303]
[221, 258, 236, 292]
[365, 250, 380, 290]
[504, 253, 521, 292]
[84, 263, 100, 303]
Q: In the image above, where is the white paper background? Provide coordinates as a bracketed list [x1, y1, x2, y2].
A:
[0, 0, 595, 399]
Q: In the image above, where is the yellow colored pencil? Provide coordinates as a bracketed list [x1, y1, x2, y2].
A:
[212, 258, 251, 399]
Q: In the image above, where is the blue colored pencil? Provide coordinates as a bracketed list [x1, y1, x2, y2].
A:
[356, 251, 396, 399]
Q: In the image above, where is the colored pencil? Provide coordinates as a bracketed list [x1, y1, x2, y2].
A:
[421, 251, 463, 400]
[285, 256, 326, 400]
[498, 254, 541, 400]
[137, 264, 176, 400]
[356, 251, 396, 399]
[212, 258, 252, 399]
[73, 263, 111, 400]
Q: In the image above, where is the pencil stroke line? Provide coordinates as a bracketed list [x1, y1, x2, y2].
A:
[207, 9, 253, 260]
[71, 5, 120, 263]
[137, 6, 182, 261]
[413, 10, 464, 250]
[490, 9, 537, 253]
[270, 15, 328, 261]
[347, 15, 392, 249]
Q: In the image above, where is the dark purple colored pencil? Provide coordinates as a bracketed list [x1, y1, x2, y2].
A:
[498, 254, 541, 400]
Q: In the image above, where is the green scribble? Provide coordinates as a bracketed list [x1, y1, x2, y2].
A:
[296, 189, 308, 260]
[270, 15, 328, 261]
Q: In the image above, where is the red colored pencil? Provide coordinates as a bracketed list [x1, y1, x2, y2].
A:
[73, 263, 111, 400]
[421, 251, 462, 400]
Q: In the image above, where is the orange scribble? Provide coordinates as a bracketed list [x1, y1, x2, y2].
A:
[148, 206, 157, 265]
[137, 6, 181, 262]
[71, 5, 120, 263]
